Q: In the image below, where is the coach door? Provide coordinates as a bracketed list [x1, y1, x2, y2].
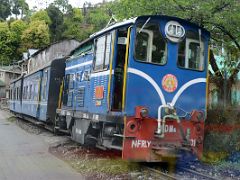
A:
[111, 27, 131, 111]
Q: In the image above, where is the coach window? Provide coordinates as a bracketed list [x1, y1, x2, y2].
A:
[94, 33, 111, 71]
[178, 31, 205, 71]
[26, 86, 28, 99]
[14, 88, 16, 100]
[29, 85, 32, 100]
[16, 87, 18, 100]
[135, 22, 167, 65]
[34, 84, 37, 101]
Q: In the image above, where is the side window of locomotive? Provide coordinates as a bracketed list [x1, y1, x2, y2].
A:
[94, 34, 111, 71]
[135, 22, 167, 65]
[69, 74, 74, 88]
[178, 31, 204, 71]
[63, 74, 70, 106]
[104, 34, 111, 68]
[82, 70, 90, 81]
[76, 72, 81, 81]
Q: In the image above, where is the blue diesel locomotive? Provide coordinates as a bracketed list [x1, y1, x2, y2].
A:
[10, 15, 210, 162]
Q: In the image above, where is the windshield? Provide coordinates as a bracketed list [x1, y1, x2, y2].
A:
[135, 22, 167, 65]
[178, 31, 205, 71]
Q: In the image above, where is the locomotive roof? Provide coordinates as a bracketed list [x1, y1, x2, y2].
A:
[90, 15, 210, 39]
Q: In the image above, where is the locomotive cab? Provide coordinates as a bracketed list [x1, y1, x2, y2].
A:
[121, 16, 209, 161]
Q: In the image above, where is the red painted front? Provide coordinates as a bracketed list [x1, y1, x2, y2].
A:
[122, 110, 205, 162]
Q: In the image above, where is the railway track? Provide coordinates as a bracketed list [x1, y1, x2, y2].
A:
[144, 166, 178, 180]
[179, 167, 219, 180]
[143, 165, 220, 180]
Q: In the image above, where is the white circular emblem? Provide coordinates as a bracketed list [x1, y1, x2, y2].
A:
[162, 74, 178, 93]
[165, 21, 185, 43]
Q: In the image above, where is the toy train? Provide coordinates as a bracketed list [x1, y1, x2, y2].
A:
[9, 15, 210, 162]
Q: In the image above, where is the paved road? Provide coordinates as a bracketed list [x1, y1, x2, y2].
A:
[0, 110, 83, 180]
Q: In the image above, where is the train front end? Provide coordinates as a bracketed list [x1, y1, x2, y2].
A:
[122, 16, 210, 162]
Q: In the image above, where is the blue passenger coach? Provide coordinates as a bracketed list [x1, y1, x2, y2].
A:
[10, 58, 65, 127]
[56, 15, 210, 162]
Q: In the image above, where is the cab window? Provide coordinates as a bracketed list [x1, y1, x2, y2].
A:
[178, 31, 205, 71]
[94, 33, 112, 71]
[135, 22, 167, 65]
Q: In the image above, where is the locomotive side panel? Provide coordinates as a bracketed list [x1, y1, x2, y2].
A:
[63, 53, 93, 112]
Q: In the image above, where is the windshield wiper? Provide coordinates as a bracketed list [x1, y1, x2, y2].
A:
[138, 17, 151, 33]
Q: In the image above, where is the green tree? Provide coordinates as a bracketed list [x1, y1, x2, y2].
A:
[86, 6, 111, 32]
[54, 0, 71, 13]
[0, 0, 11, 20]
[30, 10, 51, 25]
[10, 20, 27, 59]
[0, 22, 15, 65]
[21, 20, 50, 49]
[11, 0, 29, 19]
[63, 8, 92, 41]
[47, 4, 64, 42]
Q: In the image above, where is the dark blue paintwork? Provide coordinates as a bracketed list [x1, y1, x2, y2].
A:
[125, 16, 209, 118]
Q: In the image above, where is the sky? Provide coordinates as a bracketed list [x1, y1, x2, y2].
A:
[26, 0, 105, 9]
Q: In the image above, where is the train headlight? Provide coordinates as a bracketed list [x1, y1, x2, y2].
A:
[140, 108, 149, 118]
[165, 21, 185, 43]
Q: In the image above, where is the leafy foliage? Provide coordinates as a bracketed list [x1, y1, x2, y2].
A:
[54, 0, 71, 13]
[21, 20, 50, 49]
[30, 10, 52, 25]
[86, 6, 111, 32]
[47, 4, 64, 42]
[63, 8, 93, 41]
[10, 20, 27, 59]
[11, 0, 29, 19]
[0, 0, 11, 20]
[0, 23, 15, 65]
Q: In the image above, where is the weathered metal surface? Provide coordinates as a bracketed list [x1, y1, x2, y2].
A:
[28, 39, 80, 74]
